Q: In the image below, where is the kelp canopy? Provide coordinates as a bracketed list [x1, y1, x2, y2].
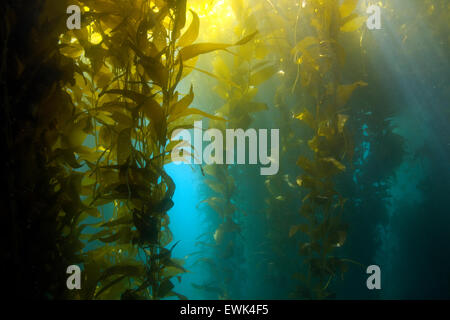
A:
[1, 0, 449, 300]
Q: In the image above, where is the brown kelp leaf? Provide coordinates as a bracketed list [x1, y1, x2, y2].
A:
[157, 279, 175, 298]
[341, 16, 367, 32]
[178, 10, 200, 47]
[339, 0, 358, 18]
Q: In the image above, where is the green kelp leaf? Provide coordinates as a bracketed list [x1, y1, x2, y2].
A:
[117, 128, 132, 165]
[178, 10, 200, 47]
[170, 85, 194, 116]
[341, 16, 367, 32]
[249, 65, 277, 86]
[339, 0, 359, 18]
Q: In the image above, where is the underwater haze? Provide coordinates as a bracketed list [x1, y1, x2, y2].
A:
[1, 0, 449, 300]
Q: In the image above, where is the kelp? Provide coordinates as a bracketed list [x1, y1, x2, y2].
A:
[56, 0, 252, 299]
[255, 0, 368, 299]
[195, 0, 275, 299]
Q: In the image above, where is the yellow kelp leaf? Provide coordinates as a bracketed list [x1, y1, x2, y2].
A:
[179, 43, 230, 61]
[95, 71, 113, 89]
[336, 81, 368, 107]
[339, 0, 359, 18]
[181, 56, 199, 79]
[94, 111, 116, 126]
[337, 114, 349, 133]
[179, 32, 258, 61]
[295, 108, 316, 129]
[340, 16, 367, 32]
[249, 65, 277, 86]
[170, 85, 194, 116]
[76, 146, 104, 162]
[234, 31, 259, 46]
[321, 157, 346, 171]
[169, 108, 226, 123]
[178, 10, 200, 47]
[60, 44, 84, 59]
[291, 36, 319, 56]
